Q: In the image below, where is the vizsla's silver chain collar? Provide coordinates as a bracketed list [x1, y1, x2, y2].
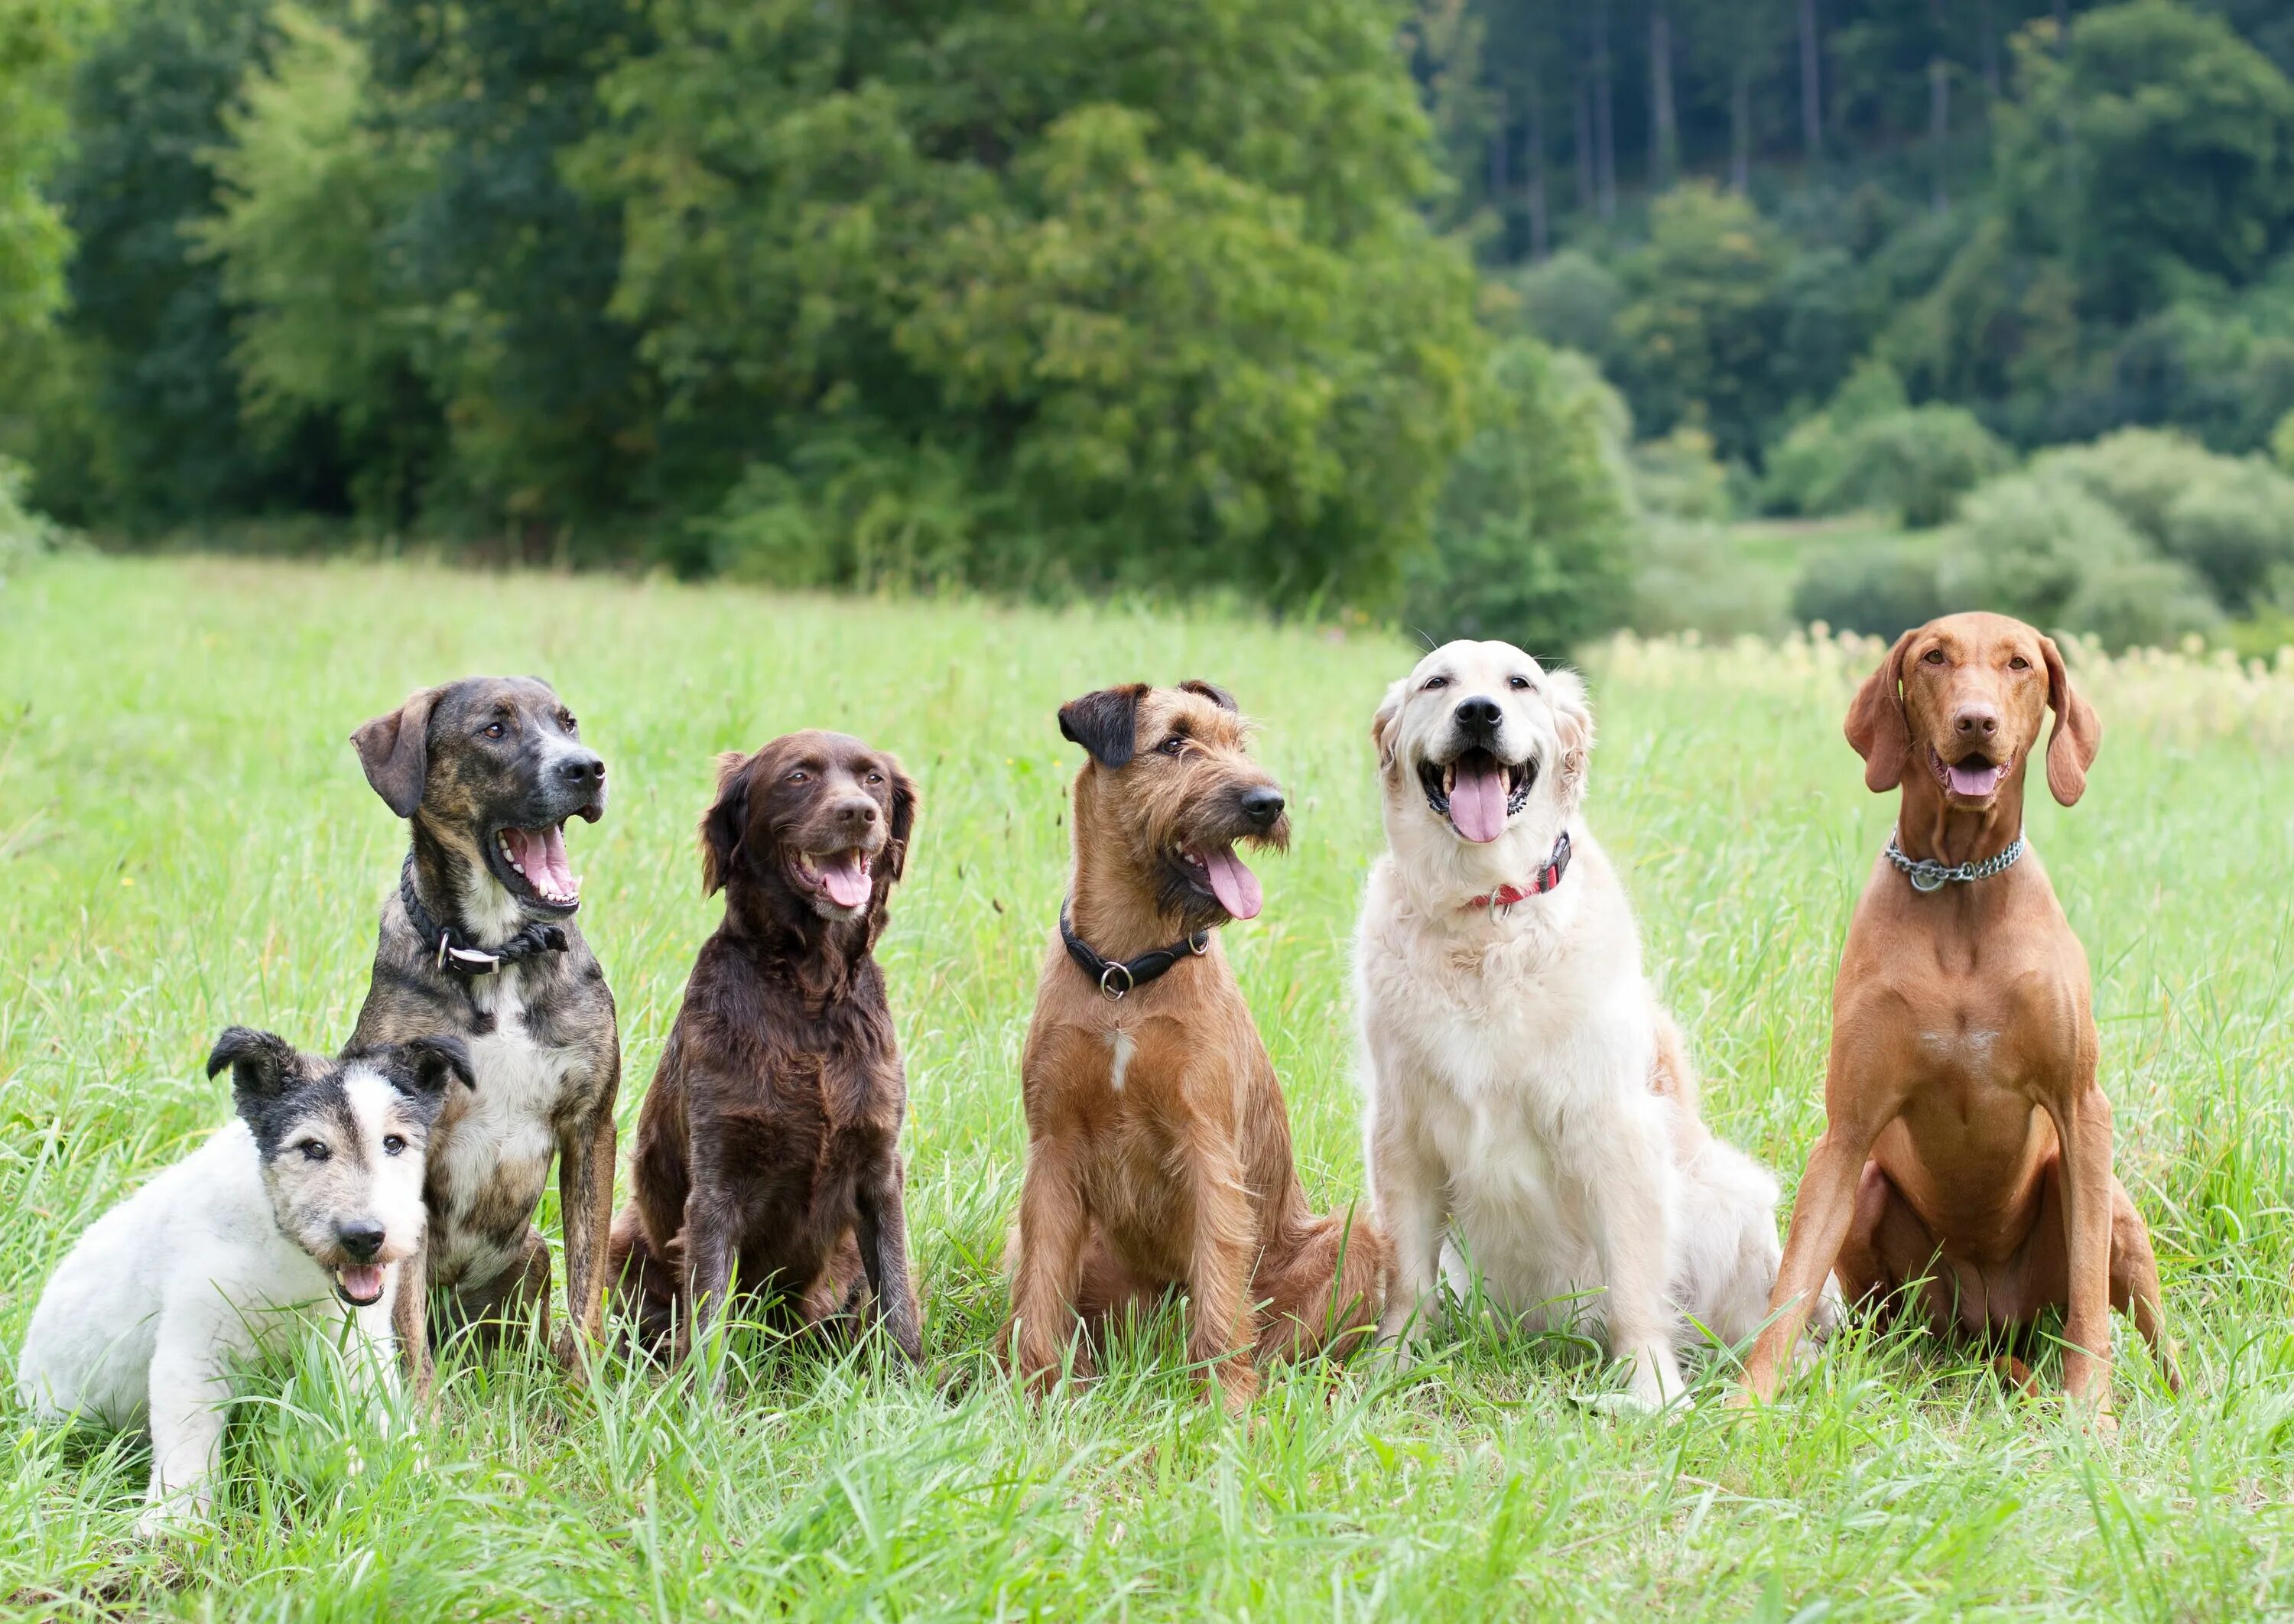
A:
[1885, 829, 2026, 893]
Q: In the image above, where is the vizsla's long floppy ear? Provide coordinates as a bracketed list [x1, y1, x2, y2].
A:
[1370, 678, 1409, 772]
[1844, 630, 1918, 793]
[698, 749, 753, 897]
[1545, 667, 1596, 801]
[2040, 635, 2101, 807]
[350, 686, 443, 819]
[882, 755, 920, 884]
[1058, 684, 1148, 768]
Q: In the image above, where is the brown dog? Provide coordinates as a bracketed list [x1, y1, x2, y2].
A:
[1737, 613, 2173, 1415]
[1003, 681, 1389, 1411]
[609, 732, 923, 1381]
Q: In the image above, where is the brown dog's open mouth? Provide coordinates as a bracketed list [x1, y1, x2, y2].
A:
[494, 820, 581, 910]
[1418, 749, 1535, 844]
[790, 847, 874, 912]
[335, 1264, 385, 1307]
[1180, 844, 1262, 921]
[1929, 747, 2010, 801]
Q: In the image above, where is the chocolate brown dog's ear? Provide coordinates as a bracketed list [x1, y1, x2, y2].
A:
[2040, 635, 2101, 807]
[1058, 684, 1149, 769]
[699, 749, 753, 898]
[882, 755, 920, 884]
[1844, 629, 1919, 793]
[1177, 679, 1238, 712]
[1370, 677, 1408, 772]
[351, 686, 442, 819]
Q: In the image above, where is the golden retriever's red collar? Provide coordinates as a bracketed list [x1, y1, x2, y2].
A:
[1464, 830, 1572, 911]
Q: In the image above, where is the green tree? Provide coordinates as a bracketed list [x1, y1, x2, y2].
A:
[0, 0, 80, 334]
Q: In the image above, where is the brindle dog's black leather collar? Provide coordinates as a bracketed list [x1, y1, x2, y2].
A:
[1060, 906, 1211, 1001]
[400, 856, 569, 976]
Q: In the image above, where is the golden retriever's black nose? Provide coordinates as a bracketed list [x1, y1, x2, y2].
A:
[1953, 705, 1999, 739]
[1454, 696, 1503, 737]
[336, 1220, 385, 1261]
[1240, 787, 1285, 828]
[560, 752, 606, 788]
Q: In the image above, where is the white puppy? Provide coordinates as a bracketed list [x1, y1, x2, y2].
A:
[1355, 640, 1802, 1411]
[17, 1027, 464, 1534]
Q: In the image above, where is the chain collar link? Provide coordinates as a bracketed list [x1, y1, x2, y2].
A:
[1883, 829, 2027, 893]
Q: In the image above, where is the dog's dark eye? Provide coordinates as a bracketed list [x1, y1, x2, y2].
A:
[1509, 676, 1533, 691]
[1422, 675, 1450, 691]
[1158, 736, 1186, 757]
[484, 722, 505, 739]
[297, 1139, 330, 1163]
[561, 713, 578, 734]
[382, 1134, 406, 1157]
[1922, 650, 1946, 665]
[787, 770, 808, 784]
[865, 769, 883, 784]
[2009, 655, 2030, 671]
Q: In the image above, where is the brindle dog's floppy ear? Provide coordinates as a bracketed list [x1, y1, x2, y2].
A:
[397, 1034, 476, 1104]
[1844, 629, 1919, 793]
[208, 1026, 299, 1110]
[351, 685, 443, 819]
[2040, 635, 2101, 807]
[882, 755, 920, 884]
[699, 749, 753, 898]
[1370, 677, 1409, 772]
[1058, 684, 1148, 769]
[1177, 679, 1238, 712]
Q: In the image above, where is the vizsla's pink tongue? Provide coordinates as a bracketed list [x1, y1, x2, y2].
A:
[1449, 761, 1510, 843]
[1947, 758, 2006, 797]
[1200, 846, 1262, 921]
[819, 851, 872, 909]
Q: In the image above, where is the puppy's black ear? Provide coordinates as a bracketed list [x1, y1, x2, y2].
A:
[882, 755, 920, 885]
[1058, 684, 1148, 769]
[699, 749, 752, 898]
[352, 686, 443, 820]
[396, 1034, 475, 1108]
[208, 1027, 299, 1113]
[1178, 679, 1238, 712]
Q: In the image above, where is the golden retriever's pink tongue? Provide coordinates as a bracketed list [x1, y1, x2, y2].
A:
[1450, 762, 1509, 843]
[340, 1265, 384, 1303]
[1201, 846, 1262, 920]
[820, 851, 871, 909]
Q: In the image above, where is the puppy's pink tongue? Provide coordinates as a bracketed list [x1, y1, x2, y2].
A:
[339, 1265, 384, 1304]
[1449, 762, 1509, 843]
[819, 851, 872, 909]
[1947, 759, 2006, 797]
[1200, 846, 1262, 921]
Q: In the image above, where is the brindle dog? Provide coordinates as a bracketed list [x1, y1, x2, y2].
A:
[1004, 681, 1390, 1412]
[609, 731, 922, 1382]
[347, 677, 619, 1387]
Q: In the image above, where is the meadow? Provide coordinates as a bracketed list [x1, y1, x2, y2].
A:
[2, 553, 2292, 1619]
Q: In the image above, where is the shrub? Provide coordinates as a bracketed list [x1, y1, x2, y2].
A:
[1759, 359, 1908, 515]
[1628, 518, 1788, 641]
[0, 456, 66, 581]
[1515, 249, 1626, 359]
[1790, 541, 1949, 638]
[1629, 427, 1735, 521]
[2059, 558, 2225, 650]
[1938, 471, 2149, 626]
[1815, 406, 2013, 527]
[2034, 427, 2294, 611]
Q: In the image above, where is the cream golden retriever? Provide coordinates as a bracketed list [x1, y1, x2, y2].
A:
[1355, 639, 1808, 1410]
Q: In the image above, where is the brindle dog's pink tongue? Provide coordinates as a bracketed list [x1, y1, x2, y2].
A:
[1450, 762, 1509, 843]
[820, 851, 871, 909]
[1202, 846, 1263, 920]
[535, 823, 574, 895]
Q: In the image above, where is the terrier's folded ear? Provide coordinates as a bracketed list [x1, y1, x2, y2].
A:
[1058, 684, 1150, 769]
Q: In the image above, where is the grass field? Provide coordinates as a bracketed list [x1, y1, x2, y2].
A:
[3, 554, 2293, 1619]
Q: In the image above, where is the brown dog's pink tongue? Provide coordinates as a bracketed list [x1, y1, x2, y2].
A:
[1201, 846, 1262, 920]
[819, 851, 871, 909]
[1449, 762, 1509, 843]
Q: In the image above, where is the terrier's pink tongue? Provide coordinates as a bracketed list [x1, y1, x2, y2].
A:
[1449, 762, 1509, 843]
[340, 1265, 384, 1303]
[1200, 846, 1262, 921]
[819, 851, 872, 909]
[1947, 760, 2006, 797]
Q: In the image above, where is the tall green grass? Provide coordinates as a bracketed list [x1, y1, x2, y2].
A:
[2, 555, 2290, 1618]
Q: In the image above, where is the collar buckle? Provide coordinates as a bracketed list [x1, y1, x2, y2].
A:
[1098, 961, 1136, 1000]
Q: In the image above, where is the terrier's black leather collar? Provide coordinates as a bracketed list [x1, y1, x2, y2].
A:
[1061, 907, 1210, 1000]
[401, 856, 569, 976]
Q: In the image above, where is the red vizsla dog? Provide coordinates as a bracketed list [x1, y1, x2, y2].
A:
[1737, 612, 2174, 1416]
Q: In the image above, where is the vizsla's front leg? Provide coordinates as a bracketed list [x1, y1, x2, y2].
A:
[1737, 1119, 1885, 1403]
[2052, 1083, 2118, 1416]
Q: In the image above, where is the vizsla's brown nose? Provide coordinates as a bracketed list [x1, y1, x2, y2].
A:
[1953, 704, 2000, 739]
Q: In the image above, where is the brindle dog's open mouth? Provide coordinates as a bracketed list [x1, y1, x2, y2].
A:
[1928, 746, 2010, 801]
[489, 820, 583, 911]
[788, 847, 875, 914]
[1177, 844, 1263, 921]
[1418, 748, 1535, 844]
[335, 1264, 385, 1307]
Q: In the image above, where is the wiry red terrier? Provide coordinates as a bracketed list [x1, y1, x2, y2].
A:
[1003, 680, 1389, 1411]
[1737, 613, 2175, 1416]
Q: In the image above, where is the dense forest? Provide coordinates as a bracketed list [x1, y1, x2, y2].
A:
[5, 0, 2294, 651]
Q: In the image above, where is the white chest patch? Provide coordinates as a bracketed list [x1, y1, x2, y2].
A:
[1106, 1028, 1136, 1093]
[431, 969, 572, 1285]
